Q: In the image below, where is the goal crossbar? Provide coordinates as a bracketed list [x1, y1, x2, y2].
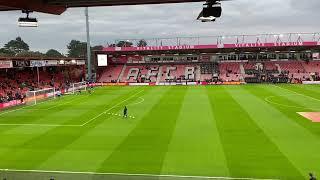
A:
[26, 88, 56, 105]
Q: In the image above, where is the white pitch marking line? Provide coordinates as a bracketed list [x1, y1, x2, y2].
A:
[0, 104, 36, 116]
[0, 168, 280, 180]
[0, 95, 70, 116]
[273, 85, 320, 103]
[46, 95, 89, 110]
[23, 108, 48, 110]
[81, 90, 144, 126]
[0, 123, 81, 127]
[127, 97, 145, 106]
[264, 94, 319, 110]
[0, 90, 144, 127]
[0, 101, 44, 116]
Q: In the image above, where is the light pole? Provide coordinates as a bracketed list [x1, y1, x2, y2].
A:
[85, 7, 91, 81]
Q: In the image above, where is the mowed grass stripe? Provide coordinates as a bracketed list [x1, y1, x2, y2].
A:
[207, 86, 302, 179]
[0, 95, 92, 125]
[0, 95, 92, 154]
[0, 94, 75, 116]
[161, 86, 229, 177]
[97, 86, 187, 174]
[295, 84, 320, 93]
[0, 95, 84, 124]
[0, 87, 132, 125]
[0, 86, 140, 133]
[229, 85, 320, 179]
[37, 86, 169, 172]
[252, 85, 320, 138]
[0, 91, 92, 116]
[275, 84, 320, 104]
[0, 87, 144, 170]
[0, 86, 142, 152]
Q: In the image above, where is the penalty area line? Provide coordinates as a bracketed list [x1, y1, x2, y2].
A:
[0, 100, 48, 116]
[46, 95, 90, 110]
[0, 168, 280, 180]
[127, 97, 145, 106]
[81, 90, 144, 126]
[0, 90, 144, 127]
[0, 96, 63, 116]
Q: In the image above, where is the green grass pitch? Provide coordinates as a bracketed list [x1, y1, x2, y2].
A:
[0, 84, 320, 179]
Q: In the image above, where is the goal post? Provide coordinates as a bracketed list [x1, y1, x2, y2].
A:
[65, 81, 87, 95]
[25, 88, 56, 105]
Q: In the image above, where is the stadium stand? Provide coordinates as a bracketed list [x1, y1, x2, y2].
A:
[113, 65, 189, 82]
[96, 59, 320, 84]
[218, 62, 242, 82]
[98, 64, 123, 83]
[302, 61, 320, 73]
[0, 66, 85, 103]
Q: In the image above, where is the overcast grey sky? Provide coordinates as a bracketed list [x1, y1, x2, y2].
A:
[0, 0, 319, 54]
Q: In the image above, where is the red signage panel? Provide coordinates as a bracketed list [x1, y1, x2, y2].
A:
[102, 41, 319, 52]
[0, 61, 13, 69]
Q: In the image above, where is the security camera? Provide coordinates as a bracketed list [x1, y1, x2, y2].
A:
[197, 1, 222, 22]
[18, 10, 38, 27]
[203, 2, 222, 18]
[18, 17, 38, 27]
[198, 16, 216, 22]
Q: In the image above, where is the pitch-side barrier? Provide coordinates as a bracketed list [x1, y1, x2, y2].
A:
[98, 81, 244, 86]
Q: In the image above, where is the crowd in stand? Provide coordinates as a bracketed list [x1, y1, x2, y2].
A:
[0, 66, 84, 103]
[98, 60, 320, 84]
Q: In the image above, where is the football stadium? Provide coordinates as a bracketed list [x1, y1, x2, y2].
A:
[0, 32, 320, 180]
[0, 0, 320, 179]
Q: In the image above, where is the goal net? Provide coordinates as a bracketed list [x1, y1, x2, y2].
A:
[25, 88, 56, 105]
[65, 81, 87, 95]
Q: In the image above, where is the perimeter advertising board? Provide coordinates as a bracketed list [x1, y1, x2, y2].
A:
[0, 61, 13, 68]
[13, 61, 30, 67]
[30, 60, 45, 67]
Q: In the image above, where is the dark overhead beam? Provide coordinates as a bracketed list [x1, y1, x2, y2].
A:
[48, 0, 205, 7]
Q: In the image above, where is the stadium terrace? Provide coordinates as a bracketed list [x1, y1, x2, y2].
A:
[0, 57, 85, 108]
[94, 32, 320, 85]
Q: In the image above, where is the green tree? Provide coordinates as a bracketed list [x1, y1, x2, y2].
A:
[91, 45, 103, 51]
[0, 48, 15, 56]
[45, 49, 64, 57]
[66, 40, 104, 72]
[137, 39, 147, 47]
[4, 37, 29, 55]
[67, 40, 87, 58]
[16, 51, 44, 57]
[116, 41, 133, 47]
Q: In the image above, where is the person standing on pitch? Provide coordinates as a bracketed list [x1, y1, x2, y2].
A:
[309, 173, 317, 180]
[123, 106, 128, 118]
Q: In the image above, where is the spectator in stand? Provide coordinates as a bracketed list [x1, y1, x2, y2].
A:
[19, 93, 24, 103]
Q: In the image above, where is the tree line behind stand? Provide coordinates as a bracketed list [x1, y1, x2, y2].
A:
[0, 37, 105, 58]
[0, 37, 148, 58]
